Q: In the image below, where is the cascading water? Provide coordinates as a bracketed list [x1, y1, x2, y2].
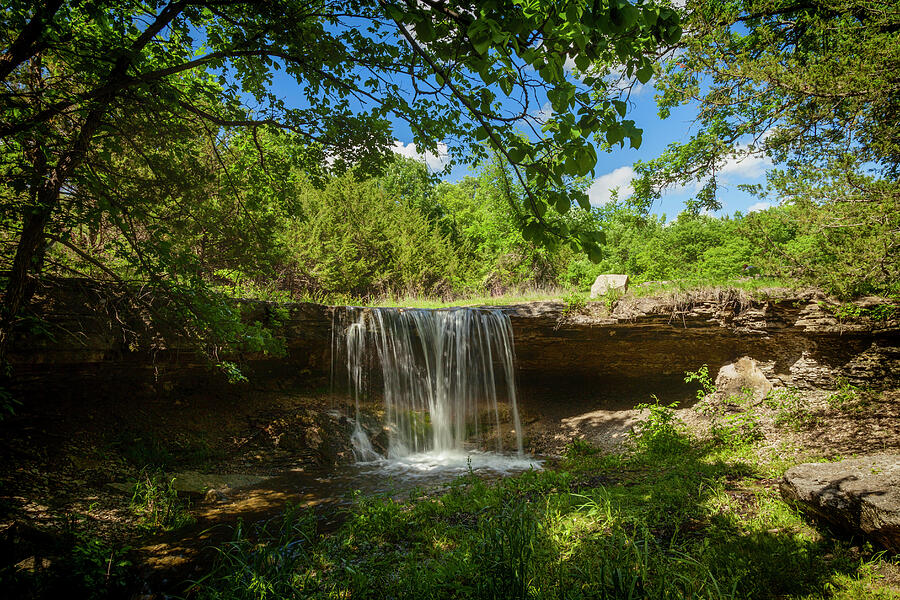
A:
[334, 306, 530, 472]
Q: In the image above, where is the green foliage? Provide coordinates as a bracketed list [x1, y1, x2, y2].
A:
[218, 361, 249, 384]
[684, 365, 716, 402]
[0, 0, 684, 362]
[67, 529, 132, 599]
[193, 506, 317, 600]
[765, 387, 812, 431]
[826, 379, 873, 413]
[473, 496, 541, 600]
[289, 171, 459, 300]
[632, 0, 900, 298]
[0, 518, 133, 600]
[113, 432, 173, 469]
[130, 469, 194, 531]
[561, 291, 587, 315]
[0, 383, 20, 420]
[564, 437, 600, 459]
[826, 302, 899, 323]
[630, 397, 688, 453]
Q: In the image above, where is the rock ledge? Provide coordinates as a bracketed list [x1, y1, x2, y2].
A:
[780, 455, 900, 552]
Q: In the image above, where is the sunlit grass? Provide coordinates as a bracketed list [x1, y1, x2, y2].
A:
[193, 416, 900, 599]
[316, 277, 802, 309]
[362, 286, 567, 308]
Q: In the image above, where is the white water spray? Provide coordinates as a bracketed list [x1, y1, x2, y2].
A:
[335, 307, 525, 464]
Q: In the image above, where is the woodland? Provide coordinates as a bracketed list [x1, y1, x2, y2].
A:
[1, 1, 899, 599]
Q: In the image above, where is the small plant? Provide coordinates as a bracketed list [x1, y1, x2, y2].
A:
[685, 365, 717, 401]
[562, 291, 588, 315]
[565, 437, 600, 459]
[602, 286, 624, 311]
[826, 378, 871, 412]
[710, 410, 763, 445]
[194, 505, 317, 600]
[764, 387, 812, 430]
[474, 495, 540, 600]
[112, 431, 173, 468]
[0, 385, 21, 421]
[69, 529, 132, 598]
[130, 469, 194, 531]
[828, 302, 898, 322]
[631, 396, 687, 452]
[728, 386, 756, 408]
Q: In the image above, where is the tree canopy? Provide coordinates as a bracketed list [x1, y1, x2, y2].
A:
[0, 0, 681, 364]
[631, 0, 900, 294]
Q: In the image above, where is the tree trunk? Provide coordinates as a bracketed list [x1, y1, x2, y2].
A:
[0, 1, 188, 367]
[0, 192, 55, 364]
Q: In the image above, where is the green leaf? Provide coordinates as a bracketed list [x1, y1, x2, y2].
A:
[636, 64, 653, 84]
[605, 124, 625, 146]
[574, 53, 591, 72]
[575, 191, 591, 210]
[467, 20, 492, 55]
[585, 242, 604, 263]
[507, 144, 527, 163]
[629, 130, 642, 149]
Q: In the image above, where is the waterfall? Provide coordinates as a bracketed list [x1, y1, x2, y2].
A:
[335, 307, 524, 461]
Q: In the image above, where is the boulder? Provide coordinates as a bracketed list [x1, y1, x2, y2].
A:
[590, 274, 629, 299]
[780, 455, 900, 552]
[714, 357, 773, 402]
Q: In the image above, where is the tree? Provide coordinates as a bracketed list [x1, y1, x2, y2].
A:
[0, 0, 681, 364]
[631, 0, 899, 295]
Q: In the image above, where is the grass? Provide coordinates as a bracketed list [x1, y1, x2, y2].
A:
[190, 406, 899, 600]
[362, 286, 568, 309]
[626, 276, 795, 299]
[322, 276, 801, 309]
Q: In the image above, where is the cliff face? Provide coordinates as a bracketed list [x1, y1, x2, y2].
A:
[9, 281, 899, 399]
[502, 291, 900, 389]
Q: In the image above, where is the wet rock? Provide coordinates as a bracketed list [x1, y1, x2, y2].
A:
[780, 455, 900, 552]
[590, 274, 629, 298]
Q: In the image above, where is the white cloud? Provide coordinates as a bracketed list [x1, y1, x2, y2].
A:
[533, 101, 552, 123]
[392, 140, 450, 171]
[588, 166, 634, 205]
[747, 201, 772, 213]
[718, 151, 770, 179]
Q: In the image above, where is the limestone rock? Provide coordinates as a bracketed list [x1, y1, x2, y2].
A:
[590, 274, 629, 299]
[714, 357, 773, 402]
[780, 455, 900, 552]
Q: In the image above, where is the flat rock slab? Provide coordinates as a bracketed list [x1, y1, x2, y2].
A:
[780, 455, 900, 552]
[170, 471, 269, 498]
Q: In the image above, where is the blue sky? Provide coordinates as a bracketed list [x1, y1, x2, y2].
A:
[263, 18, 773, 221]
[388, 80, 773, 220]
